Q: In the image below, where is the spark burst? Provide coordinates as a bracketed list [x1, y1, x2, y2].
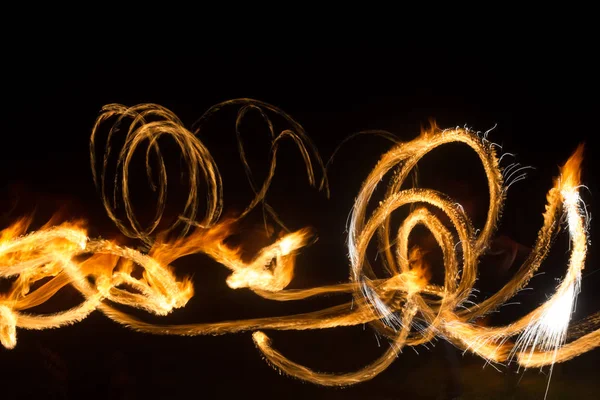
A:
[0, 99, 598, 395]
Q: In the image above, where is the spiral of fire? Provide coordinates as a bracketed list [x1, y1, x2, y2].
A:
[0, 100, 598, 389]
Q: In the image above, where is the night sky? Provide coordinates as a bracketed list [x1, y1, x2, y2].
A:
[1, 45, 599, 399]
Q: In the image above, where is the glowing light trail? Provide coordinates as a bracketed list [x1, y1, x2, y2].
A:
[0, 100, 598, 393]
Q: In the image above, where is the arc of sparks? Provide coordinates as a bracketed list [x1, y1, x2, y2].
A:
[0, 100, 598, 390]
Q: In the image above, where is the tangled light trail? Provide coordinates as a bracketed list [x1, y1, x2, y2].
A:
[0, 99, 598, 391]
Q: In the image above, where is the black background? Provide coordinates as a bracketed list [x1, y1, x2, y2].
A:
[1, 44, 599, 399]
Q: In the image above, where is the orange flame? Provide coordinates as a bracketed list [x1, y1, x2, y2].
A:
[557, 143, 584, 192]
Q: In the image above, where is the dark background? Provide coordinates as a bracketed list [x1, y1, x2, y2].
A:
[1, 45, 599, 399]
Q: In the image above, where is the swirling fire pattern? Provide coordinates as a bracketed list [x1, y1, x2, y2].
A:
[0, 100, 598, 394]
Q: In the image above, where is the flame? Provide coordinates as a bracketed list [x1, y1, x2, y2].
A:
[557, 143, 584, 193]
[407, 246, 432, 287]
[0, 100, 598, 397]
[382, 246, 431, 295]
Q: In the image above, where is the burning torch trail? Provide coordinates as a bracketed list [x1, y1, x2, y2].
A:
[0, 100, 598, 396]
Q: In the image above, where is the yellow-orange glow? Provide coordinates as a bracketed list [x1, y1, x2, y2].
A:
[0, 100, 598, 394]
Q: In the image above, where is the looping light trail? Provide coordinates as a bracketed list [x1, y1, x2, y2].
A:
[1, 99, 598, 392]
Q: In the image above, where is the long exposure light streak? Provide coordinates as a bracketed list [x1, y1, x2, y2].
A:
[0, 99, 598, 391]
